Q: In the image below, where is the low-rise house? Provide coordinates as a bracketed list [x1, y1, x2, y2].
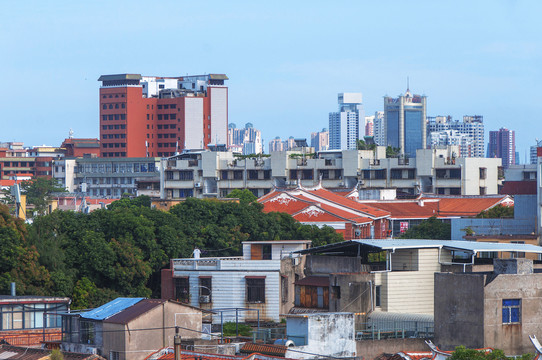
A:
[161, 240, 311, 323]
[435, 258, 542, 356]
[0, 295, 70, 346]
[61, 298, 202, 360]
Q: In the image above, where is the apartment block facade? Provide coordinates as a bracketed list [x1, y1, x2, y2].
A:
[488, 127, 515, 168]
[329, 93, 363, 150]
[427, 115, 485, 157]
[160, 146, 502, 199]
[98, 73, 228, 158]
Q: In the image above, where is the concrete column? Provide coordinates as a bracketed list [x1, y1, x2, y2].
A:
[399, 96, 405, 156]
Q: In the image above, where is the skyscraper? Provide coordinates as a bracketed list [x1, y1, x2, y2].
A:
[384, 89, 427, 158]
[372, 111, 386, 146]
[488, 128, 515, 168]
[98, 73, 228, 158]
[329, 93, 364, 150]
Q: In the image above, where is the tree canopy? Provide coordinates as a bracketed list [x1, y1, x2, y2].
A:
[476, 205, 514, 218]
[0, 196, 342, 308]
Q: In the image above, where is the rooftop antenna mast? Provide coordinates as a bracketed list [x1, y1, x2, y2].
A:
[407, 76, 410, 92]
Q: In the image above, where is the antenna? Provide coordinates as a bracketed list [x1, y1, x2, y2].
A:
[407, 76, 410, 92]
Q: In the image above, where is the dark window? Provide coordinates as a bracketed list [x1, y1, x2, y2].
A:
[174, 278, 190, 303]
[375, 285, 381, 307]
[480, 187, 487, 195]
[449, 187, 461, 195]
[179, 171, 193, 180]
[449, 169, 461, 179]
[281, 276, 288, 303]
[246, 278, 265, 303]
[158, 115, 163, 120]
[502, 299, 521, 324]
[391, 169, 402, 179]
[171, 113, 176, 120]
[233, 170, 243, 180]
[200, 277, 212, 302]
[331, 286, 341, 299]
[262, 244, 272, 260]
[221, 170, 228, 180]
[249, 170, 258, 180]
[158, 105, 163, 109]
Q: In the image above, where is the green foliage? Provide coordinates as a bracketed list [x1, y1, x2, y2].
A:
[399, 216, 451, 240]
[222, 322, 252, 336]
[21, 178, 66, 216]
[225, 189, 258, 206]
[0, 195, 341, 302]
[449, 346, 532, 360]
[386, 146, 400, 158]
[50, 349, 64, 360]
[476, 205, 514, 218]
[357, 140, 376, 150]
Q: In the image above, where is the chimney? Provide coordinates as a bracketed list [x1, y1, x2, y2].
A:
[174, 327, 181, 360]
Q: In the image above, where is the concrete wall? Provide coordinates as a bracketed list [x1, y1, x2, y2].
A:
[434, 272, 485, 350]
[286, 313, 356, 359]
[329, 273, 373, 313]
[102, 301, 201, 360]
[484, 273, 542, 355]
[356, 338, 429, 360]
[304, 255, 362, 275]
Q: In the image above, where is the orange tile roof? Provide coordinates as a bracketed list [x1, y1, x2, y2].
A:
[304, 188, 390, 218]
[361, 196, 510, 219]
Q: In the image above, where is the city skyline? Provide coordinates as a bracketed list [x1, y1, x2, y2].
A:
[2, 1, 541, 161]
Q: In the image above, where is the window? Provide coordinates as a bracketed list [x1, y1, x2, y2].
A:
[502, 299, 521, 324]
[479, 167, 487, 179]
[174, 278, 190, 303]
[375, 285, 381, 307]
[246, 277, 265, 303]
[199, 277, 212, 302]
[331, 286, 341, 299]
[110, 352, 120, 360]
[80, 320, 96, 344]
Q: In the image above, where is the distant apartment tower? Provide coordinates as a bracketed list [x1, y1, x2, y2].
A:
[372, 111, 386, 146]
[329, 93, 364, 150]
[429, 130, 474, 157]
[364, 116, 374, 137]
[530, 140, 542, 164]
[310, 128, 329, 152]
[488, 128, 516, 168]
[228, 122, 262, 155]
[98, 73, 228, 158]
[427, 115, 485, 157]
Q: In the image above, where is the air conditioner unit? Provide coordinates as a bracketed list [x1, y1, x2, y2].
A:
[199, 295, 211, 303]
[195, 182, 202, 188]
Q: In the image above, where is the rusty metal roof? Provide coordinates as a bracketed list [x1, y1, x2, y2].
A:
[240, 343, 287, 357]
[0, 345, 104, 360]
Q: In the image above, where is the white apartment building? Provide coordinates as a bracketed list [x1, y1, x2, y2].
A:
[228, 122, 263, 155]
[427, 115, 485, 157]
[329, 93, 364, 150]
[160, 146, 502, 199]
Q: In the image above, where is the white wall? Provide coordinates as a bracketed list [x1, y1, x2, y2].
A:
[184, 98, 204, 149]
[209, 87, 228, 145]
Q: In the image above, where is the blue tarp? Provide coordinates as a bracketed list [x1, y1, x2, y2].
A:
[81, 297, 144, 321]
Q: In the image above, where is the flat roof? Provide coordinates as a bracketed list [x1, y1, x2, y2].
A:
[296, 239, 542, 255]
[98, 74, 142, 81]
[243, 240, 312, 245]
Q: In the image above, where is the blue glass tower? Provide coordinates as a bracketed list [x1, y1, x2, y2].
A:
[384, 89, 427, 158]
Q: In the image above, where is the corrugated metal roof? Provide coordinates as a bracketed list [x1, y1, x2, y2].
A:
[104, 299, 166, 324]
[240, 343, 287, 357]
[297, 239, 542, 255]
[209, 74, 229, 80]
[81, 297, 144, 321]
[368, 312, 433, 323]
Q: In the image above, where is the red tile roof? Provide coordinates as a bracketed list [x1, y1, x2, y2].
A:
[361, 196, 511, 219]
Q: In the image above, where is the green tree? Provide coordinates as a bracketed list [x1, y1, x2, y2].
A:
[21, 177, 66, 216]
[226, 189, 258, 205]
[50, 349, 64, 360]
[476, 205, 514, 218]
[449, 345, 532, 360]
[386, 146, 400, 158]
[399, 216, 451, 240]
[357, 140, 376, 151]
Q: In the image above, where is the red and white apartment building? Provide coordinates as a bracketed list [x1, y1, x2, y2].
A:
[98, 73, 229, 158]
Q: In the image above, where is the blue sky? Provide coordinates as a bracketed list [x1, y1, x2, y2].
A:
[1, 1, 541, 160]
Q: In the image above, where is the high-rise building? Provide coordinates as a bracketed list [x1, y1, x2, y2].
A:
[228, 122, 263, 155]
[329, 93, 364, 150]
[488, 128, 515, 168]
[429, 130, 474, 157]
[384, 89, 427, 157]
[98, 73, 228, 158]
[364, 116, 374, 137]
[372, 111, 386, 146]
[530, 140, 542, 165]
[426, 115, 485, 157]
[310, 128, 329, 152]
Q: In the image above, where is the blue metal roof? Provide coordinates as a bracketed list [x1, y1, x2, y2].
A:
[80, 297, 144, 321]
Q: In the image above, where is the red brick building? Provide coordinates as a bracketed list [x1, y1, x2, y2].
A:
[60, 138, 100, 158]
[98, 74, 228, 158]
